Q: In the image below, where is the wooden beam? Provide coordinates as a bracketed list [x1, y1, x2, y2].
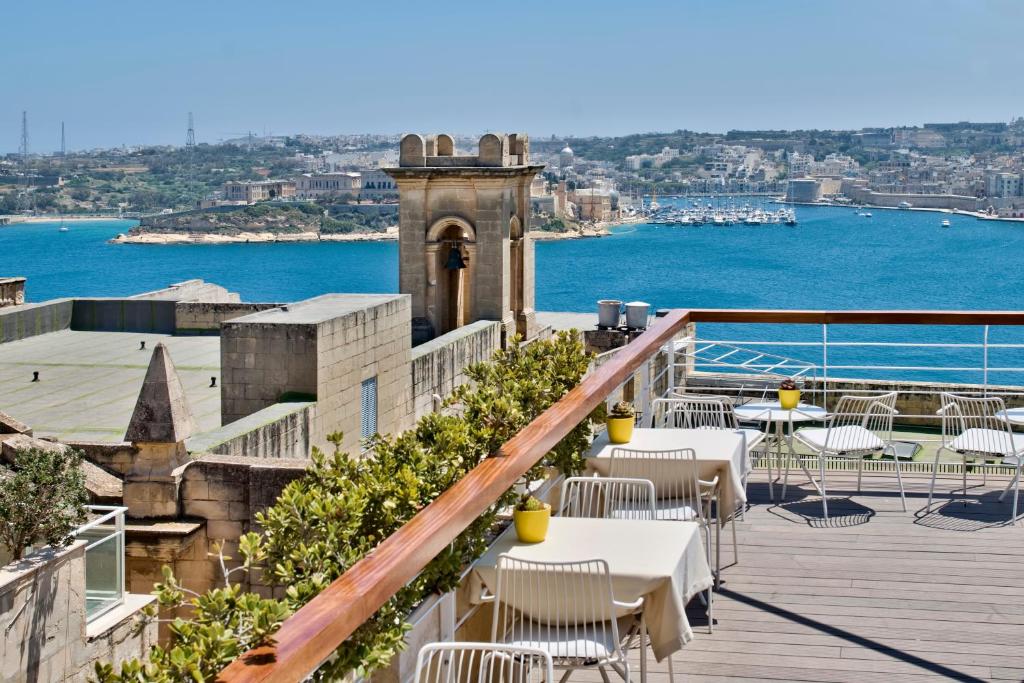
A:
[217, 310, 691, 683]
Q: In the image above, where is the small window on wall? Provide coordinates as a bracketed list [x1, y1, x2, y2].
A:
[360, 377, 378, 439]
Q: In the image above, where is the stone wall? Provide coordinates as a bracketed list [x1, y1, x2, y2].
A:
[409, 320, 502, 420]
[186, 401, 314, 459]
[220, 294, 413, 455]
[841, 179, 980, 211]
[174, 302, 283, 335]
[0, 298, 73, 344]
[0, 277, 26, 308]
[71, 299, 178, 333]
[128, 279, 240, 303]
[0, 542, 157, 682]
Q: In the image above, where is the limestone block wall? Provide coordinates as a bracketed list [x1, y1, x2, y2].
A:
[309, 296, 413, 454]
[71, 299, 178, 333]
[0, 299, 73, 344]
[220, 322, 318, 424]
[0, 542, 157, 682]
[220, 294, 413, 456]
[186, 402, 314, 459]
[128, 279, 240, 303]
[410, 320, 501, 420]
[174, 302, 284, 335]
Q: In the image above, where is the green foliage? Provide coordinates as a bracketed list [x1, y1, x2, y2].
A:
[608, 401, 635, 419]
[95, 331, 595, 683]
[515, 494, 546, 512]
[0, 447, 89, 561]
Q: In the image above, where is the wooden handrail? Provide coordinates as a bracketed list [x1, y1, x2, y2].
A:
[686, 309, 1024, 325]
[217, 310, 692, 682]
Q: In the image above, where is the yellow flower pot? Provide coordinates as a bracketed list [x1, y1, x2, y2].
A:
[607, 417, 634, 444]
[513, 504, 551, 543]
[778, 389, 800, 410]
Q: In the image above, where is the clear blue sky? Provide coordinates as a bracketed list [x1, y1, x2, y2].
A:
[5, 0, 1023, 152]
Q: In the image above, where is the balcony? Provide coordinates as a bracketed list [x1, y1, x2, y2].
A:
[75, 505, 127, 622]
[216, 310, 1024, 683]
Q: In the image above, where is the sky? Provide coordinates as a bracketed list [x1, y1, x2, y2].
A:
[4, 0, 1024, 152]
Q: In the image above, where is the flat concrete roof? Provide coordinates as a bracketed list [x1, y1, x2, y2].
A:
[229, 293, 404, 325]
[536, 311, 598, 331]
[0, 331, 220, 442]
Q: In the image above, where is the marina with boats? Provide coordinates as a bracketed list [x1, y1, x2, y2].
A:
[645, 196, 798, 226]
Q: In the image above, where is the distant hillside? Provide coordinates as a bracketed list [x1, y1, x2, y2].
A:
[134, 202, 397, 236]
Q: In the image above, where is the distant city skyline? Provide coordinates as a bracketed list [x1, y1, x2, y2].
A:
[5, 0, 1024, 153]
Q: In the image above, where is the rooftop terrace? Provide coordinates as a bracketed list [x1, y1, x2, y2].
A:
[611, 470, 1024, 682]
[0, 330, 220, 441]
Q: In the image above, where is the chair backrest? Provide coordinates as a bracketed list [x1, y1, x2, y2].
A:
[608, 447, 704, 522]
[416, 642, 554, 683]
[559, 476, 656, 520]
[652, 394, 737, 430]
[822, 392, 898, 452]
[491, 556, 624, 667]
[939, 393, 1015, 455]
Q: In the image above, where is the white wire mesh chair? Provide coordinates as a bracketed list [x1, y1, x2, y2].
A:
[415, 642, 554, 683]
[791, 392, 903, 520]
[609, 447, 715, 633]
[559, 476, 657, 520]
[484, 556, 649, 683]
[928, 393, 1024, 523]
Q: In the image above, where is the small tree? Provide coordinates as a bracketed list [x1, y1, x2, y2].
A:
[0, 446, 89, 561]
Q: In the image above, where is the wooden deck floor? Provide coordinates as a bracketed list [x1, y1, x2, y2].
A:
[583, 469, 1024, 682]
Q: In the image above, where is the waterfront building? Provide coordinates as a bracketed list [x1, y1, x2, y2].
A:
[294, 172, 362, 200]
[786, 177, 822, 203]
[222, 179, 296, 203]
[985, 171, 1022, 198]
[359, 168, 398, 201]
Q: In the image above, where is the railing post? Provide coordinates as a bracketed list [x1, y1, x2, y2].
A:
[822, 323, 829, 410]
[982, 324, 990, 396]
[666, 338, 676, 396]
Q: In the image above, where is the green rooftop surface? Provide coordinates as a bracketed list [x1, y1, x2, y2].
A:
[0, 330, 220, 442]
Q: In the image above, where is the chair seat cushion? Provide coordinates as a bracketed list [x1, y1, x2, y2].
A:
[950, 428, 1024, 458]
[739, 428, 766, 450]
[507, 621, 619, 662]
[795, 426, 883, 454]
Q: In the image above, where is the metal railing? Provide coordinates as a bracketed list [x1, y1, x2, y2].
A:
[75, 505, 126, 622]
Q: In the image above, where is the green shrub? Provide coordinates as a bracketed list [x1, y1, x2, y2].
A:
[0, 446, 89, 561]
[95, 330, 595, 682]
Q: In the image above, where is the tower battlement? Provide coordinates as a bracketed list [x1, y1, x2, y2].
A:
[398, 132, 531, 168]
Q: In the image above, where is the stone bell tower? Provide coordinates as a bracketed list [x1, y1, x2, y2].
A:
[386, 132, 542, 345]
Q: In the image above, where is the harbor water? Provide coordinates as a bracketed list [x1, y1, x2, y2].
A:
[5, 202, 1024, 383]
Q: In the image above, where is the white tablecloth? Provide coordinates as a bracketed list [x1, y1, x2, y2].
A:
[586, 428, 748, 514]
[472, 517, 712, 661]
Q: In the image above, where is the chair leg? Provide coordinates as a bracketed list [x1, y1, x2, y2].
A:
[999, 469, 1019, 502]
[894, 452, 907, 512]
[1013, 466, 1021, 526]
[715, 517, 722, 587]
[639, 614, 648, 683]
[962, 455, 968, 504]
[596, 667, 610, 683]
[818, 453, 829, 520]
[927, 448, 944, 511]
[857, 455, 863, 493]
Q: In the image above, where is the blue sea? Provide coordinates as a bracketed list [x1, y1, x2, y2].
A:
[5, 203, 1024, 384]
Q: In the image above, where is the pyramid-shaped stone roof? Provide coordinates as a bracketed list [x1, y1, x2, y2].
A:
[125, 343, 196, 443]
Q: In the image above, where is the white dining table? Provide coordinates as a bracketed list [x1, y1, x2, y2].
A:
[733, 401, 827, 501]
[586, 428, 748, 515]
[471, 517, 713, 662]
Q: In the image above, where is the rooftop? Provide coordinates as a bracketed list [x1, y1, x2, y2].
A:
[0, 330, 220, 442]
[228, 293, 404, 325]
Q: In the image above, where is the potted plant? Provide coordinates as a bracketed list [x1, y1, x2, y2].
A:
[513, 494, 551, 543]
[778, 378, 801, 410]
[606, 400, 636, 444]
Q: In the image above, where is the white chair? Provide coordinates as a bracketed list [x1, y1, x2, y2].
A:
[928, 393, 1024, 524]
[609, 447, 715, 632]
[559, 476, 657, 520]
[654, 394, 765, 516]
[485, 556, 651, 683]
[791, 392, 904, 520]
[415, 642, 553, 683]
